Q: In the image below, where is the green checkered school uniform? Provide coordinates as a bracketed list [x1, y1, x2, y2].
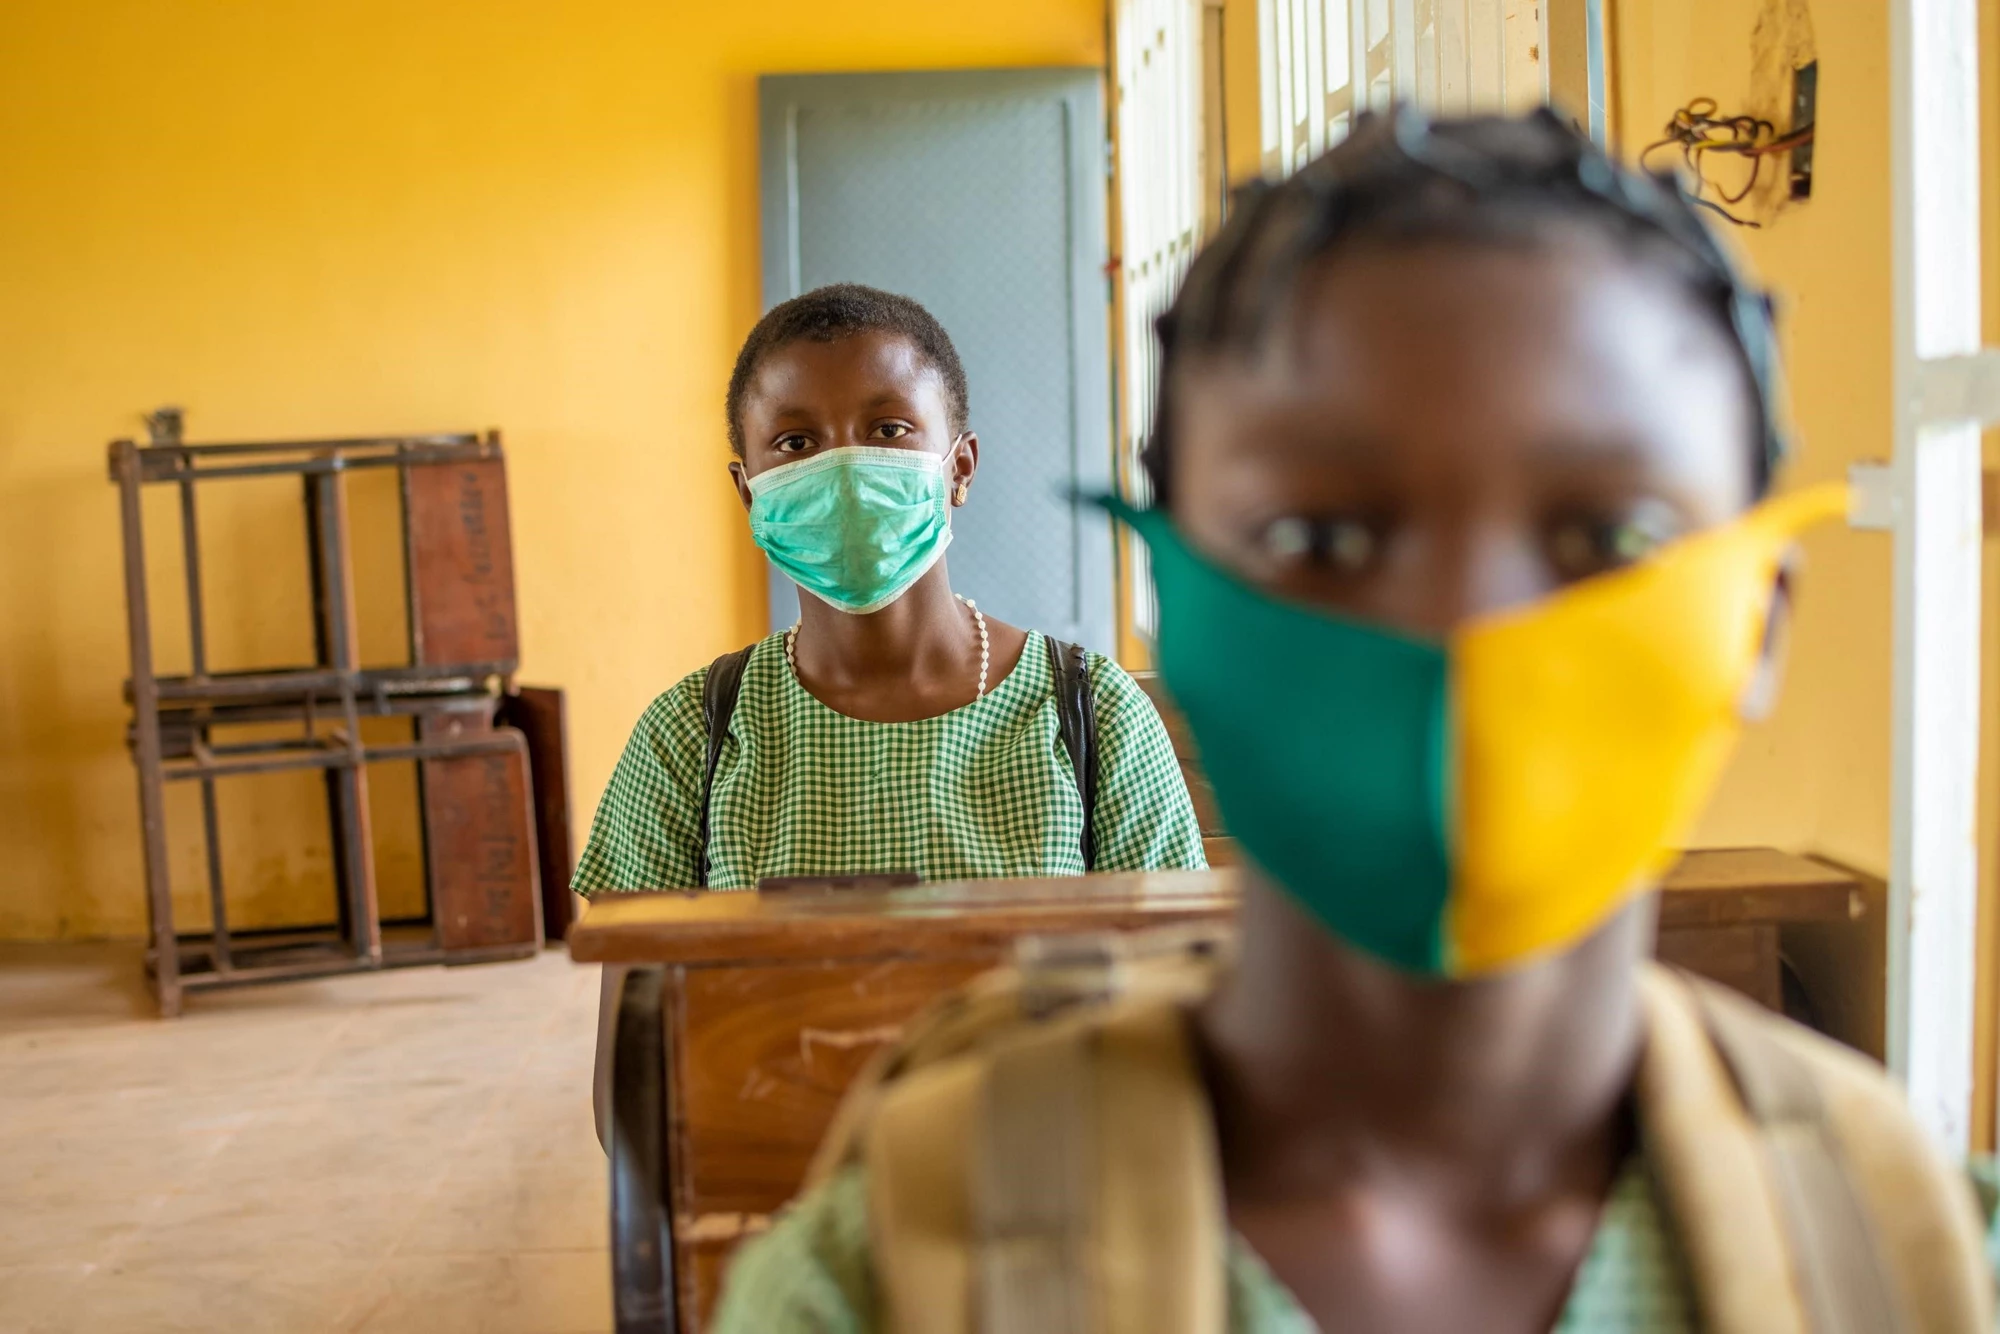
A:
[710, 1159, 1699, 1333]
[704, 1152, 2000, 1332]
[572, 632, 1206, 892]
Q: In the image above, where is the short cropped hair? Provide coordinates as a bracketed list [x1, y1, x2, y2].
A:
[726, 284, 970, 455]
[1149, 108, 1785, 502]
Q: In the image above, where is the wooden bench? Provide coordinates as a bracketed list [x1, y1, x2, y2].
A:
[571, 852, 1864, 1331]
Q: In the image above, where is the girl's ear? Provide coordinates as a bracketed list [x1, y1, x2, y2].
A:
[728, 459, 753, 513]
[949, 432, 979, 507]
[1738, 560, 1795, 723]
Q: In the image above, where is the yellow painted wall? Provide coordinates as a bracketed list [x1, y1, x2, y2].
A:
[1616, 0, 2000, 1146]
[0, 0, 1107, 941]
[1223, 0, 1264, 186]
[1612, 0, 1895, 870]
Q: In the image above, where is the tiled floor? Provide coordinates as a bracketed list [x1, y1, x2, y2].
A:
[0, 944, 610, 1333]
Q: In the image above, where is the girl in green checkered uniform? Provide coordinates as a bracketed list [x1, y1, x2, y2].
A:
[573, 285, 1206, 895]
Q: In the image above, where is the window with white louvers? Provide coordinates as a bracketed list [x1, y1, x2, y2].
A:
[1114, 0, 1207, 638]
[1261, 0, 1549, 177]
[1113, 0, 1553, 642]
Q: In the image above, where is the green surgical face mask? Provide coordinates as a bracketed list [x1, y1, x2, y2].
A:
[747, 445, 955, 614]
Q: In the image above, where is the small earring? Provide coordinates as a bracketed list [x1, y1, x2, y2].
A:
[953, 482, 970, 505]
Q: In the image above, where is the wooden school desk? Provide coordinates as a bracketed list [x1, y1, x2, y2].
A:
[570, 852, 1864, 1333]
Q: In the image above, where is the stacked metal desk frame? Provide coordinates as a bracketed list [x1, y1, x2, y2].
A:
[110, 430, 551, 1015]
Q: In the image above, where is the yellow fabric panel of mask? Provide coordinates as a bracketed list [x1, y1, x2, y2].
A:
[1445, 483, 1851, 976]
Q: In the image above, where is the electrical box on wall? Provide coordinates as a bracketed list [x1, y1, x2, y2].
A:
[1791, 61, 1818, 200]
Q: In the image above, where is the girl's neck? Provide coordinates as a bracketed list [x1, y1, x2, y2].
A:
[789, 562, 976, 694]
[1196, 880, 1648, 1209]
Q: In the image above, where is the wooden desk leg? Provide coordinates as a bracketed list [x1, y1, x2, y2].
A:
[611, 966, 677, 1334]
[1656, 924, 1783, 1013]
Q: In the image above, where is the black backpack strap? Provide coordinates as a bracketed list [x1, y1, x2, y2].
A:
[697, 647, 755, 888]
[1044, 637, 1099, 872]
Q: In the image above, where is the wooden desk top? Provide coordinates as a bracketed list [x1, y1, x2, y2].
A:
[568, 869, 1232, 965]
[568, 849, 1863, 967]
[1653, 847, 1866, 929]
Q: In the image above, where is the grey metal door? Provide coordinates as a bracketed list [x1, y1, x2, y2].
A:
[759, 69, 1114, 652]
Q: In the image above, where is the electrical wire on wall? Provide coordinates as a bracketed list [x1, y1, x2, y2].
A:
[1641, 97, 1816, 227]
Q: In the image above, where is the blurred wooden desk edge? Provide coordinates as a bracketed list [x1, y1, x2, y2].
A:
[579, 848, 1873, 1332]
[569, 847, 1866, 964]
[568, 868, 1232, 965]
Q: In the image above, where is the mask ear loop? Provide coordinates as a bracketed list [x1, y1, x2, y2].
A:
[1745, 479, 1849, 542]
[946, 432, 973, 506]
[1738, 557, 1795, 723]
[1730, 481, 1844, 722]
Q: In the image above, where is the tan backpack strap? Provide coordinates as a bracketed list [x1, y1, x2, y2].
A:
[1089, 1002, 1227, 1334]
[868, 1044, 982, 1334]
[957, 1004, 1226, 1334]
[813, 928, 1226, 1188]
[973, 1027, 1097, 1331]
[862, 931, 1229, 1334]
[808, 943, 1112, 1191]
[1636, 965, 1813, 1334]
[1691, 979, 1905, 1334]
[1641, 963, 1991, 1334]
[1693, 969, 1991, 1334]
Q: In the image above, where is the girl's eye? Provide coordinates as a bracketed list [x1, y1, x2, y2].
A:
[1545, 501, 1683, 579]
[775, 434, 813, 454]
[1259, 515, 1380, 574]
[870, 422, 913, 441]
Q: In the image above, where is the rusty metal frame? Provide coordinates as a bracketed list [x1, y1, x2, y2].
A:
[610, 965, 679, 1334]
[109, 431, 527, 1016]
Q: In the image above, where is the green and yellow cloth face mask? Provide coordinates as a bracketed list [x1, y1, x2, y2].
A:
[1113, 483, 1847, 979]
[748, 445, 954, 614]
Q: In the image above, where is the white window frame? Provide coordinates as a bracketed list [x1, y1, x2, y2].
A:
[1884, 0, 1987, 1151]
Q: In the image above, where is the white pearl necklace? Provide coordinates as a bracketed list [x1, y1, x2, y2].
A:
[786, 595, 990, 699]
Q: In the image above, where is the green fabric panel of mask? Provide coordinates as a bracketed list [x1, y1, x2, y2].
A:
[1111, 501, 1453, 974]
